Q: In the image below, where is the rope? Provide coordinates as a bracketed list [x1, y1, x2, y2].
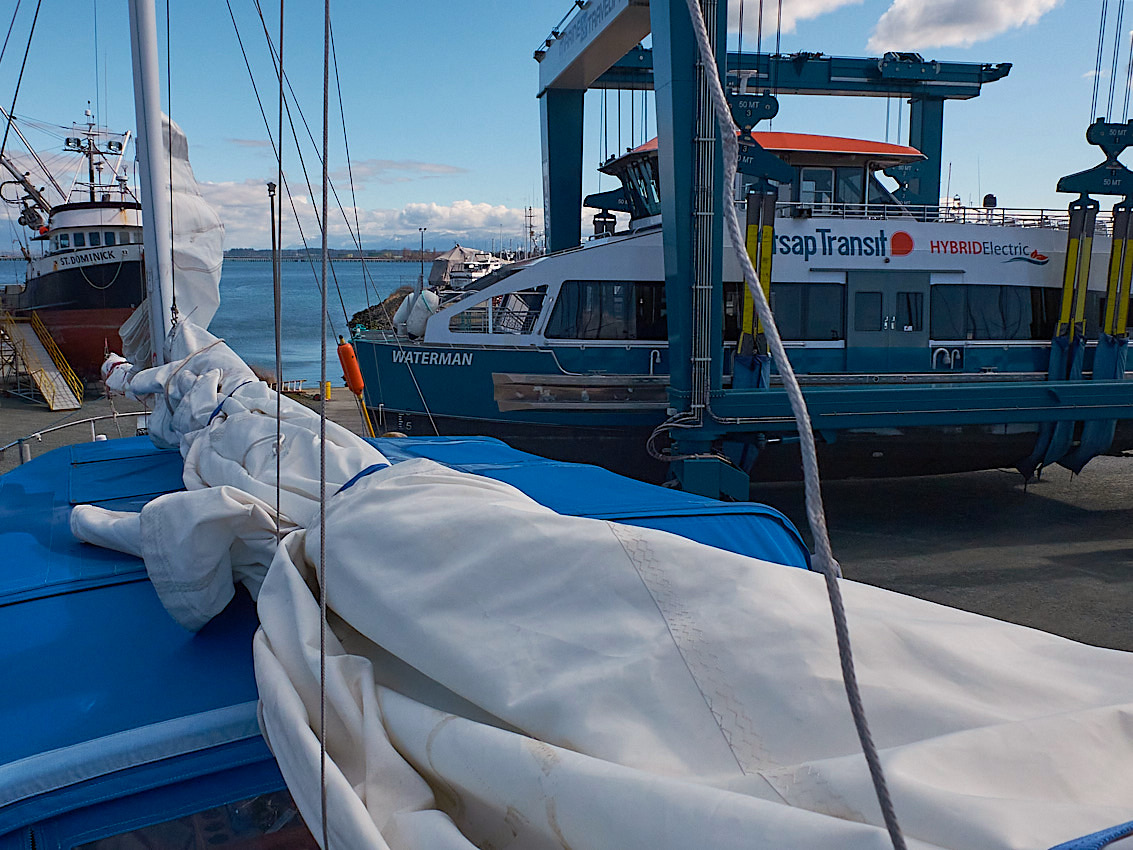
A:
[681, 1, 906, 847]
[319, 1, 331, 846]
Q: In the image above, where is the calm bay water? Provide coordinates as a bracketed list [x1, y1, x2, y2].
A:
[210, 259, 418, 382]
[1, 258, 421, 383]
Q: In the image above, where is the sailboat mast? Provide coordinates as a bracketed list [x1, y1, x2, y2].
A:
[127, 0, 175, 365]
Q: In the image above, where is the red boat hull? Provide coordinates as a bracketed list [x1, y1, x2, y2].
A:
[36, 307, 134, 380]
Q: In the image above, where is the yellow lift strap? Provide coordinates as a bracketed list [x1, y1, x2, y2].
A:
[1059, 196, 1100, 338]
[741, 189, 776, 349]
[1104, 201, 1133, 336]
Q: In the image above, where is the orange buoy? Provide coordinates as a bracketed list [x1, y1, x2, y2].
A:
[337, 336, 365, 395]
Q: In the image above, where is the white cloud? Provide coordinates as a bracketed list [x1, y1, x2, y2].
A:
[729, 0, 863, 37]
[199, 179, 529, 249]
[329, 158, 466, 187]
[868, 0, 1062, 52]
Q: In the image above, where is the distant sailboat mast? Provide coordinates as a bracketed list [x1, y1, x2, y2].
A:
[127, 0, 175, 365]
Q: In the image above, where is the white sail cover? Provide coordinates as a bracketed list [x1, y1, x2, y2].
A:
[72, 324, 1133, 850]
[119, 116, 224, 366]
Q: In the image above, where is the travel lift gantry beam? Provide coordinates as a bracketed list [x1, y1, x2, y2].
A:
[535, 0, 1133, 498]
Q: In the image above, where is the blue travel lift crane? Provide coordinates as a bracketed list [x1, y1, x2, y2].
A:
[1017, 119, 1133, 478]
[536, 0, 1133, 498]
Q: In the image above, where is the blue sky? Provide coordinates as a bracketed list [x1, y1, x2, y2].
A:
[0, 0, 1121, 251]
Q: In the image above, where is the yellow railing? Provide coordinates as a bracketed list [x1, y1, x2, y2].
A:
[0, 310, 81, 409]
[30, 311, 84, 405]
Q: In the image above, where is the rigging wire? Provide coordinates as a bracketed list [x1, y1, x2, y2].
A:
[756, 0, 763, 59]
[1108, 0, 1126, 118]
[682, 0, 906, 847]
[164, 0, 177, 323]
[1123, 29, 1133, 122]
[234, 0, 439, 435]
[329, 22, 378, 318]
[319, 0, 331, 843]
[250, 1, 350, 329]
[224, 0, 340, 339]
[0, 0, 23, 68]
[273, 0, 284, 547]
[0, 0, 41, 165]
[772, 0, 782, 94]
[1092, 0, 1109, 122]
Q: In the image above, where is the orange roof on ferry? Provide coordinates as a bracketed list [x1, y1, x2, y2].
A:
[623, 133, 923, 160]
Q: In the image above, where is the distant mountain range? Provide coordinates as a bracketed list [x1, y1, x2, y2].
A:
[224, 247, 440, 261]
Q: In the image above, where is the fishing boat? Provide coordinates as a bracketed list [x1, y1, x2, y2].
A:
[4, 1, 1133, 849]
[0, 117, 145, 379]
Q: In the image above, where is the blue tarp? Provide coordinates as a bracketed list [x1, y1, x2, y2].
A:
[369, 436, 811, 570]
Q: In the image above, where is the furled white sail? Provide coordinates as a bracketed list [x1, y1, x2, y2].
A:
[119, 116, 224, 367]
[72, 324, 1133, 850]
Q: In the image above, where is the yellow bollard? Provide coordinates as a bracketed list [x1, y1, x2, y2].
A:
[324, 381, 332, 400]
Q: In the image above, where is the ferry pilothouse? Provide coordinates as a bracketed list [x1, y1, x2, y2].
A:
[1, 116, 144, 378]
[352, 131, 1127, 481]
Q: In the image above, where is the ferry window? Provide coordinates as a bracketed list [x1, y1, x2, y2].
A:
[931, 285, 1063, 340]
[636, 282, 667, 340]
[492, 286, 548, 334]
[59, 233, 70, 249]
[104, 232, 116, 246]
[896, 291, 923, 332]
[545, 281, 632, 340]
[89, 232, 101, 247]
[799, 168, 834, 208]
[772, 284, 845, 340]
[930, 285, 965, 338]
[770, 284, 804, 339]
[50, 235, 58, 250]
[724, 280, 743, 338]
[807, 284, 845, 339]
[73, 232, 86, 248]
[835, 167, 863, 205]
[867, 174, 901, 207]
[74, 788, 318, 849]
[854, 291, 883, 332]
[449, 302, 489, 333]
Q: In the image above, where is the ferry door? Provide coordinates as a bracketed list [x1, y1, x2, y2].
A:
[845, 272, 930, 372]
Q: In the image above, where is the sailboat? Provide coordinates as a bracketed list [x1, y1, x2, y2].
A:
[2, 2, 1133, 849]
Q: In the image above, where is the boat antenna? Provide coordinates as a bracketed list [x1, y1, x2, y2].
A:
[93, 0, 100, 127]
[0, 0, 41, 165]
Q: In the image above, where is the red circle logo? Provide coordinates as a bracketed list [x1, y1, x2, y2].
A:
[891, 231, 914, 256]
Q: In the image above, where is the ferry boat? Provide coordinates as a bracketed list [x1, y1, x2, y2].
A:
[353, 131, 1118, 480]
[0, 119, 145, 378]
